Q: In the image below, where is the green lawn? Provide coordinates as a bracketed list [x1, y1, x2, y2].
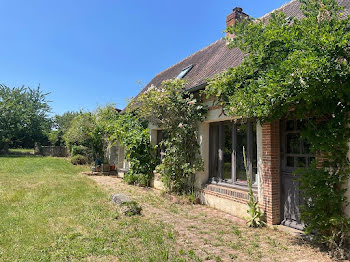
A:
[0, 156, 182, 261]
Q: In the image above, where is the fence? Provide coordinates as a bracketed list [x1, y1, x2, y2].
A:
[34, 144, 68, 157]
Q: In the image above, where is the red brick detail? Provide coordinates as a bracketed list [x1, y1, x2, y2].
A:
[261, 121, 281, 225]
[202, 184, 258, 205]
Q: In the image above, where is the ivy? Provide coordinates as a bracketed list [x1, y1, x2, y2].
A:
[134, 79, 208, 194]
[206, 0, 350, 255]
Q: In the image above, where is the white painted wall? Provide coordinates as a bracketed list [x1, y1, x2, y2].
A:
[147, 102, 263, 200]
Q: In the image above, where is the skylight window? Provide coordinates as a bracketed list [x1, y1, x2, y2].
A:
[177, 65, 194, 79]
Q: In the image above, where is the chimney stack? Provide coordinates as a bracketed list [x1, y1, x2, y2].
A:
[226, 7, 249, 37]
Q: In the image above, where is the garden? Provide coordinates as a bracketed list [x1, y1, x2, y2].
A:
[0, 0, 349, 260]
[0, 155, 335, 261]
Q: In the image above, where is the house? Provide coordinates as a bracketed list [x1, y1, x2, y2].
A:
[114, 0, 350, 230]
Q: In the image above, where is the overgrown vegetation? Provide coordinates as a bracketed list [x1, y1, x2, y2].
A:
[206, 0, 350, 255]
[64, 105, 119, 164]
[48, 111, 82, 146]
[108, 112, 157, 186]
[133, 79, 207, 194]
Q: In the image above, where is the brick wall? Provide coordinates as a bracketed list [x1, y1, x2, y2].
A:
[261, 121, 281, 225]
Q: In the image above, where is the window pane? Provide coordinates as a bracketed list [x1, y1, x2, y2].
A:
[286, 133, 300, 154]
[252, 124, 257, 184]
[297, 157, 306, 167]
[286, 120, 295, 131]
[223, 124, 233, 181]
[287, 157, 294, 167]
[302, 140, 311, 154]
[236, 124, 247, 184]
[210, 125, 219, 179]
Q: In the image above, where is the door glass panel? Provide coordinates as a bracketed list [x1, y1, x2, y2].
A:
[297, 157, 306, 167]
[302, 140, 310, 154]
[223, 124, 233, 181]
[286, 120, 295, 131]
[236, 124, 247, 184]
[287, 157, 295, 167]
[286, 133, 300, 154]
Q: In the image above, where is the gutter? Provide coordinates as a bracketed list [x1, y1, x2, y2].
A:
[187, 83, 207, 93]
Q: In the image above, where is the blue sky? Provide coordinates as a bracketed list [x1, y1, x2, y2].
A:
[0, 0, 290, 115]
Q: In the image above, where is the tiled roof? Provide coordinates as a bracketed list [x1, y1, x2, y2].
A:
[137, 0, 350, 96]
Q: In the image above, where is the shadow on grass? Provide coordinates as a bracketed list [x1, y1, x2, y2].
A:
[0, 152, 38, 158]
[290, 230, 350, 260]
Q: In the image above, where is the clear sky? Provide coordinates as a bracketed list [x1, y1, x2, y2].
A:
[0, 0, 290, 115]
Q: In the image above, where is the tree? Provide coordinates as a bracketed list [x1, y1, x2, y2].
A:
[53, 111, 81, 133]
[206, 0, 350, 255]
[63, 105, 120, 162]
[63, 112, 95, 159]
[49, 111, 82, 146]
[0, 85, 51, 150]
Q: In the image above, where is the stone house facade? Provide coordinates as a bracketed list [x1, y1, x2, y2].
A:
[112, 0, 350, 230]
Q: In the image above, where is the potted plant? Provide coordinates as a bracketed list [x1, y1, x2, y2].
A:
[102, 160, 110, 173]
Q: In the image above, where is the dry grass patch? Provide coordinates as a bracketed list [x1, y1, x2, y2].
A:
[92, 175, 334, 262]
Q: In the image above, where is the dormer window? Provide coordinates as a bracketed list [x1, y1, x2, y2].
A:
[177, 65, 194, 79]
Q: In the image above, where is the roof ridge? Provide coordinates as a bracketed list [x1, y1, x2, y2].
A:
[152, 39, 224, 81]
[259, 0, 299, 20]
[151, 1, 299, 83]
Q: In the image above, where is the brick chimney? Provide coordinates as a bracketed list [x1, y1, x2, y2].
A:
[226, 7, 249, 37]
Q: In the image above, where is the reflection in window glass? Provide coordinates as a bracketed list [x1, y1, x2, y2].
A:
[252, 124, 257, 184]
[287, 133, 300, 154]
[223, 124, 233, 181]
[302, 140, 310, 154]
[297, 157, 306, 167]
[236, 124, 247, 184]
[286, 120, 295, 131]
[210, 125, 219, 179]
[287, 156, 294, 167]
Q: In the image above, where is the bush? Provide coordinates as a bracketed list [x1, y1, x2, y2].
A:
[71, 145, 89, 157]
[71, 154, 88, 165]
[124, 172, 150, 187]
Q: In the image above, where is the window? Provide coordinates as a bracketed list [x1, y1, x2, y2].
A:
[177, 65, 194, 79]
[209, 120, 257, 187]
[282, 120, 314, 170]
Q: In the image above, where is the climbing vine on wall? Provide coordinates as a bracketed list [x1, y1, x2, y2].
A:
[133, 79, 208, 194]
[206, 0, 350, 255]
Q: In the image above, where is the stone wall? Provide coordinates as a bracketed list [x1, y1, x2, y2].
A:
[36, 145, 68, 157]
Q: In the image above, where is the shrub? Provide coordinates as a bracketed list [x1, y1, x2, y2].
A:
[108, 113, 157, 187]
[71, 145, 89, 157]
[70, 154, 88, 165]
[124, 172, 150, 187]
